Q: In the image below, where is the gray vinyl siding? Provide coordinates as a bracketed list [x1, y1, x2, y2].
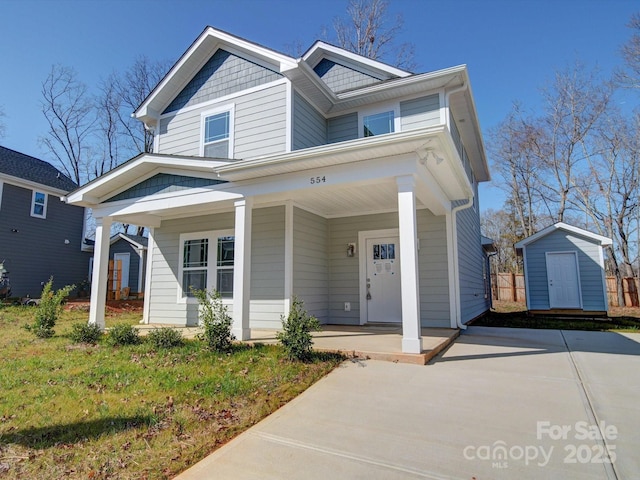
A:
[400, 94, 440, 130]
[0, 183, 91, 297]
[328, 212, 398, 325]
[250, 206, 286, 328]
[109, 240, 143, 293]
[455, 190, 491, 323]
[524, 230, 607, 311]
[158, 82, 287, 159]
[327, 113, 358, 144]
[417, 209, 451, 327]
[313, 59, 382, 93]
[164, 49, 282, 113]
[292, 91, 327, 150]
[292, 207, 329, 322]
[147, 208, 286, 327]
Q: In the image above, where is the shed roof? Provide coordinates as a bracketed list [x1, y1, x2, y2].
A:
[514, 222, 612, 254]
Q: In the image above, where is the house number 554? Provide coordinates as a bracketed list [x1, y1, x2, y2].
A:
[310, 176, 326, 185]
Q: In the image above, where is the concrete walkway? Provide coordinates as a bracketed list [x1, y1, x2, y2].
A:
[174, 327, 639, 479]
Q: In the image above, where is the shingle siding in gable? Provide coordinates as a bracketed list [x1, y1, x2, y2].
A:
[0, 183, 90, 297]
[292, 91, 326, 150]
[313, 58, 381, 93]
[105, 174, 225, 203]
[327, 113, 358, 144]
[164, 49, 283, 113]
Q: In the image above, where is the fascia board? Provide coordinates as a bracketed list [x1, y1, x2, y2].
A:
[514, 222, 613, 248]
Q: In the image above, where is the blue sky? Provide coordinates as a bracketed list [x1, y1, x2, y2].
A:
[0, 0, 638, 211]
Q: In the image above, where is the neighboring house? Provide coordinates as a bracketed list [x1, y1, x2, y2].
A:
[67, 27, 491, 353]
[515, 222, 612, 314]
[86, 233, 148, 297]
[0, 146, 91, 297]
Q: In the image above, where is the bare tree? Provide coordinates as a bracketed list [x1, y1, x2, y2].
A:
[333, 0, 415, 70]
[481, 208, 523, 274]
[616, 12, 640, 89]
[40, 65, 96, 185]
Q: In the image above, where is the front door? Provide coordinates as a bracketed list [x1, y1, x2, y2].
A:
[113, 252, 130, 290]
[546, 252, 581, 308]
[366, 236, 401, 323]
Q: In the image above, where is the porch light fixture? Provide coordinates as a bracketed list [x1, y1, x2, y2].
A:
[347, 243, 356, 257]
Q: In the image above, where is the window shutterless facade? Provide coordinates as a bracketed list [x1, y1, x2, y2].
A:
[200, 105, 234, 158]
[31, 190, 47, 218]
[178, 230, 234, 301]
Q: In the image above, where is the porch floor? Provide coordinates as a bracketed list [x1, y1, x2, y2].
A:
[137, 324, 459, 365]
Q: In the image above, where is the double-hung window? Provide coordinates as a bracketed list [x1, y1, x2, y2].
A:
[201, 106, 234, 158]
[31, 190, 47, 218]
[179, 230, 235, 301]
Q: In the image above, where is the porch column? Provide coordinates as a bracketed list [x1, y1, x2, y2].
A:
[88, 216, 112, 330]
[232, 198, 253, 340]
[396, 176, 423, 354]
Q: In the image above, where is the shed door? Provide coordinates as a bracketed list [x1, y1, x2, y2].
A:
[546, 252, 581, 309]
[113, 253, 130, 289]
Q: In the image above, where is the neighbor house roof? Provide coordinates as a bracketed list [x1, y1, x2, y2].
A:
[514, 222, 613, 254]
[84, 233, 148, 252]
[0, 145, 77, 192]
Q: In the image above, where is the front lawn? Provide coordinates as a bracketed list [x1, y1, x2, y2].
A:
[0, 305, 342, 479]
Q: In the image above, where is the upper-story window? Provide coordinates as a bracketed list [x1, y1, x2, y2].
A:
[363, 111, 395, 137]
[31, 191, 47, 219]
[201, 105, 234, 158]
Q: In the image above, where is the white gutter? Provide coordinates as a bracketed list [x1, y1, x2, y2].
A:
[450, 197, 474, 330]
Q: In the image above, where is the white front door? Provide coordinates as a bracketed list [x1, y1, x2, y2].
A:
[366, 236, 401, 323]
[113, 253, 130, 290]
[546, 252, 581, 308]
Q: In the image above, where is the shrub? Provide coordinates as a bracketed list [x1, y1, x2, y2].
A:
[191, 287, 235, 352]
[69, 322, 103, 344]
[147, 327, 183, 349]
[276, 297, 320, 361]
[28, 278, 74, 338]
[107, 323, 140, 346]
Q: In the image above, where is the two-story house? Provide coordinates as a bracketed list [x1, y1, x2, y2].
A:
[67, 27, 491, 353]
[0, 146, 91, 297]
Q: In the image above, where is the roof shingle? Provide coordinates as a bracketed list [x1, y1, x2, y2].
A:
[0, 145, 78, 192]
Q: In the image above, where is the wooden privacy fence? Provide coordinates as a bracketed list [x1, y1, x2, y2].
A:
[491, 273, 526, 302]
[492, 272, 640, 307]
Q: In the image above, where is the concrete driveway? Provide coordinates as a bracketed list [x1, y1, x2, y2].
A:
[175, 327, 639, 479]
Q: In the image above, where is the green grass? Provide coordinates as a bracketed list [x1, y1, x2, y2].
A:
[474, 303, 640, 332]
[0, 306, 342, 479]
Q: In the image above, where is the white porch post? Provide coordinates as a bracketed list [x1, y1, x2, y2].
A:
[232, 198, 253, 340]
[89, 216, 112, 330]
[396, 176, 422, 354]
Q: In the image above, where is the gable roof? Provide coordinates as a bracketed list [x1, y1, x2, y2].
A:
[514, 222, 613, 252]
[0, 146, 77, 192]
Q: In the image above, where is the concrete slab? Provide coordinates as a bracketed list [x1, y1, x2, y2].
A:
[175, 326, 637, 479]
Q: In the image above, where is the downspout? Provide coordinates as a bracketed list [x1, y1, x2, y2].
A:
[450, 197, 474, 330]
[445, 78, 474, 330]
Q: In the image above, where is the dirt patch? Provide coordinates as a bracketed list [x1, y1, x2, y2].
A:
[65, 299, 144, 314]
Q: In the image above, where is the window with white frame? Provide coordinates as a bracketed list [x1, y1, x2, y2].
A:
[178, 231, 235, 300]
[201, 107, 233, 158]
[31, 190, 47, 218]
[363, 111, 395, 137]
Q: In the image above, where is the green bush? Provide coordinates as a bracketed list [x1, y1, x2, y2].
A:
[276, 297, 320, 361]
[191, 287, 235, 352]
[147, 327, 183, 349]
[28, 278, 74, 338]
[69, 322, 103, 344]
[107, 323, 140, 346]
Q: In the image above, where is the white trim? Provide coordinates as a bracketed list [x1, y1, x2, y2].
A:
[285, 80, 292, 152]
[177, 229, 234, 304]
[545, 251, 583, 309]
[522, 247, 532, 310]
[515, 222, 612, 248]
[598, 245, 609, 310]
[142, 227, 155, 324]
[358, 228, 399, 325]
[283, 201, 294, 318]
[199, 103, 235, 158]
[445, 213, 457, 328]
[89, 216, 112, 329]
[158, 78, 288, 120]
[30, 190, 48, 219]
[137, 247, 145, 294]
[232, 198, 252, 340]
[0, 180, 3, 211]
